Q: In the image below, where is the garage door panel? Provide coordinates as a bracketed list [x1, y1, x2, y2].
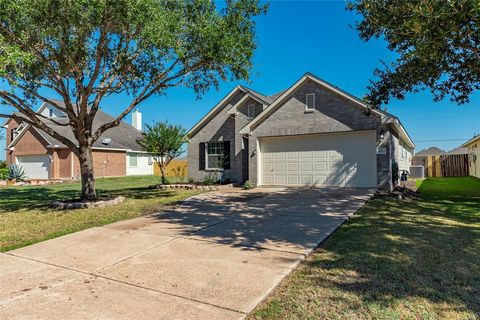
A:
[287, 163, 299, 171]
[300, 175, 313, 184]
[300, 163, 313, 171]
[263, 163, 274, 171]
[263, 174, 274, 184]
[16, 155, 50, 180]
[260, 131, 376, 188]
[314, 151, 327, 159]
[315, 162, 327, 172]
[287, 152, 299, 159]
[274, 175, 286, 185]
[274, 152, 286, 160]
[287, 175, 299, 184]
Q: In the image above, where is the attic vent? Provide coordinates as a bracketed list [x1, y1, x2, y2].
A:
[102, 138, 112, 145]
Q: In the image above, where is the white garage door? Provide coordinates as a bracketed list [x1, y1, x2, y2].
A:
[16, 155, 50, 179]
[260, 131, 377, 187]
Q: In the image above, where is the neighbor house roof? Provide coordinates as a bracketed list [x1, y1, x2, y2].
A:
[414, 147, 445, 156]
[6, 99, 144, 152]
[461, 134, 480, 147]
[447, 146, 468, 155]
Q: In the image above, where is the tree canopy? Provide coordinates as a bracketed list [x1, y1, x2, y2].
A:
[0, 0, 266, 199]
[138, 122, 187, 184]
[348, 0, 480, 107]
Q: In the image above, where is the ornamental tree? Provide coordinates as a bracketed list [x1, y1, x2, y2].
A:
[348, 0, 480, 107]
[0, 0, 266, 200]
[138, 122, 187, 185]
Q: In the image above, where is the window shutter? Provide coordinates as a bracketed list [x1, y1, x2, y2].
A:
[199, 143, 206, 170]
[223, 141, 231, 169]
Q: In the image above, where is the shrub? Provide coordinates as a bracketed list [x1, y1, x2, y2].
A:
[187, 177, 195, 184]
[243, 180, 254, 190]
[8, 164, 27, 181]
[203, 174, 218, 185]
[0, 168, 8, 180]
[0, 160, 7, 169]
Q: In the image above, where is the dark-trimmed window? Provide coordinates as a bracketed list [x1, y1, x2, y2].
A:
[199, 141, 230, 170]
[207, 142, 225, 169]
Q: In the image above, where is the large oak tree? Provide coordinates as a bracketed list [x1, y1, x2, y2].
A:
[348, 0, 480, 107]
[0, 0, 266, 200]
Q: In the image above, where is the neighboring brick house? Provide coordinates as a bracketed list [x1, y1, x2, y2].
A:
[3, 100, 153, 179]
[187, 72, 415, 190]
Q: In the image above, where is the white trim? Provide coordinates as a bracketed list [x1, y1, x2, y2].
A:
[187, 86, 246, 137]
[256, 138, 262, 186]
[305, 93, 315, 111]
[205, 141, 225, 170]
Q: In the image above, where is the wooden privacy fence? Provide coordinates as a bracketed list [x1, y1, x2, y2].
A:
[412, 154, 469, 177]
[154, 159, 188, 177]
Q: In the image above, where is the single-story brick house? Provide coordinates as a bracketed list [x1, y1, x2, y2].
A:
[187, 72, 415, 190]
[3, 100, 153, 179]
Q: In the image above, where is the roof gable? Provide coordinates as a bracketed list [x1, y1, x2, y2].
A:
[6, 100, 144, 152]
[462, 135, 480, 147]
[187, 86, 247, 138]
[415, 147, 445, 156]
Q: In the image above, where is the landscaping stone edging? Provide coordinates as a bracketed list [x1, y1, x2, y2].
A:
[52, 196, 125, 210]
[154, 183, 234, 191]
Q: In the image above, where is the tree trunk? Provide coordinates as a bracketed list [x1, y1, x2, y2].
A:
[78, 146, 97, 201]
[160, 165, 166, 185]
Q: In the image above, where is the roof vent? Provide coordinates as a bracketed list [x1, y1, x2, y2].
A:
[102, 138, 111, 145]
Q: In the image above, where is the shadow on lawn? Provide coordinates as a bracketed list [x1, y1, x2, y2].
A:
[301, 194, 480, 316]
[0, 184, 176, 212]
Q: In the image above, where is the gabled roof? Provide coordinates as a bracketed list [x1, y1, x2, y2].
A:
[6, 100, 144, 152]
[187, 72, 415, 149]
[238, 85, 273, 105]
[239, 72, 415, 149]
[462, 134, 480, 147]
[415, 147, 445, 156]
[187, 86, 246, 138]
[447, 146, 468, 155]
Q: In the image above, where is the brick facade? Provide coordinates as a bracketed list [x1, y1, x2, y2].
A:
[5, 119, 127, 179]
[188, 79, 402, 190]
[187, 91, 244, 182]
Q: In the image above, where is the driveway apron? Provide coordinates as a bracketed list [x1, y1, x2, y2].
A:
[1, 187, 373, 319]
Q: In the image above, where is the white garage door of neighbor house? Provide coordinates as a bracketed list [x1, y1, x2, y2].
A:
[260, 131, 377, 188]
[16, 155, 50, 180]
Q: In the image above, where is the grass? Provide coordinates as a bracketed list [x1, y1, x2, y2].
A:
[251, 177, 480, 320]
[0, 175, 200, 252]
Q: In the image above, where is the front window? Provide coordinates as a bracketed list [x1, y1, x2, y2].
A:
[129, 153, 138, 167]
[206, 142, 225, 169]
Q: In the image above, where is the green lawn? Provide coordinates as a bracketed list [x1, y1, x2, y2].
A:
[0, 175, 200, 252]
[251, 177, 480, 320]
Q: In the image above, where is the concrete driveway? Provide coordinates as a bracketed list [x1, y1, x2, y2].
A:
[0, 187, 373, 319]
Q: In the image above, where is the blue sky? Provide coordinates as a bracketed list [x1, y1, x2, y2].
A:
[1, 0, 479, 160]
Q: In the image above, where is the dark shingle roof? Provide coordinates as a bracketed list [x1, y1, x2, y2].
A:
[239, 85, 273, 104]
[415, 147, 445, 156]
[13, 100, 143, 152]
